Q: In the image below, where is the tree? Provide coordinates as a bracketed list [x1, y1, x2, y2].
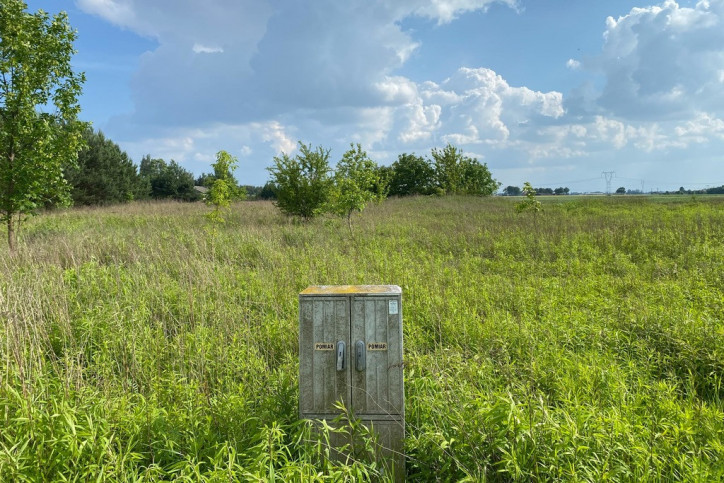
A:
[64, 128, 147, 205]
[195, 172, 216, 188]
[554, 187, 570, 195]
[205, 150, 242, 225]
[516, 182, 542, 215]
[615, 186, 626, 194]
[0, 0, 87, 252]
[196, 156, 244, 200]
[328, 143, 385, 231]
[431, 144, 464, 194]
[267, 142, 332, 219]
[372, 164, 392, 198]
[431, 143, 499, 195]
[516, 182, 542, 256]
[259, 181, 277, 200]
[503, 185, 522, 196]
[140, 155, 200, 201]
[388, 153, 435, 196]
[459, 155, 500, 195]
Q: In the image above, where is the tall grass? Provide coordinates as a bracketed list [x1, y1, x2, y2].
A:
[1, 196, 723, 480]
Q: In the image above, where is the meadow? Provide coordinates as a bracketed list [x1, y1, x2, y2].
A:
[1, 195, 722, 481]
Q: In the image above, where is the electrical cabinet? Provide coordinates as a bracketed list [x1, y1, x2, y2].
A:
[299, 285, 404, 480]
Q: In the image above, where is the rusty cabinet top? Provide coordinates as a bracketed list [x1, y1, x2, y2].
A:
[299, 285, 401, 296]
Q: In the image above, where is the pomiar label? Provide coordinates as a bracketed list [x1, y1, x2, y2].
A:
[367, 342, 388, 351]
[314, 342, 334, 350]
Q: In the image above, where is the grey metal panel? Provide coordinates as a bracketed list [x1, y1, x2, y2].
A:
[387, 295, 404, 418]
[299, 296, 349, 416]
[311, 418, 405, 483]
[299, 297, 314, 416]
[299, 286, 404, 480]
[351, 298, 368, 413]
[351, 295, 403, 416]
[366, 419, 405, 483]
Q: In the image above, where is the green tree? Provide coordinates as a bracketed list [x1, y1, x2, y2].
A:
[515, 182, 542, 214]
[205, 150, 242, 226]
[64, 128, 147, 205]
[139, 154, 164, 180]
[0, 0, 87, 252]
[388, 153, 435, 196]
[431, 143, 499, 195]
[140, 155, 200, 201]
[373, 164, 392, 198]
[197, 156, 244, 200]
[431, 144, 464, 194]
[615, 186, 626, 195]
[328, 143, 385, 231]
[459, 155, 500, 195]
[503, 185, 522, 196]
[259, 181, 277, 200]
[195, 172, 216, 188]
[267, 142, 332, 219]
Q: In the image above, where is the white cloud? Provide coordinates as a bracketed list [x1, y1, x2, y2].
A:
[675, 112, 724, 141]
[566, 59, 581, 70]
[592, 0, 724, 119]
[253, 121, 297, 155]
[76, 0, 135, 29]
[408, 0, 519, 24]
[116, 121, 302, 183]
[80, 0, 724, 188]
[406, 67, 564, 147]
[375, 76, 419, 104]
[192, 44, 223, 54]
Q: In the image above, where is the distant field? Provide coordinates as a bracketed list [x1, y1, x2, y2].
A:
[1, 196, 723, 481]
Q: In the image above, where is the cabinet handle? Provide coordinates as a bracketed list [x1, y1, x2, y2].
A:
[356, 340, 366, 371]
[336, 341, 346, 371]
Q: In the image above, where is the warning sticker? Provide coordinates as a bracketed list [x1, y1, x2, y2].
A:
[388, 300, 399, 315]
[367, 342, 388, 351]
[314, 343, 334, 350]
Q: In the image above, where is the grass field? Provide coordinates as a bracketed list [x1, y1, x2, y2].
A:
[1, 195, 723, 481]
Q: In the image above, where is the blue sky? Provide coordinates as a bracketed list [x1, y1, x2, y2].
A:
[26, 0, 724, 192]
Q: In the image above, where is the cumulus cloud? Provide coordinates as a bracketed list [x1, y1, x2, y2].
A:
[387, 67, 564, 148]
[591, 0, 724, 119]
[76, 0, 528, 128]
[78, 0, 724, 188]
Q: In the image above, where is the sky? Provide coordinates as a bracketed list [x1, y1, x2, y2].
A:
[24, 0, 724, 192]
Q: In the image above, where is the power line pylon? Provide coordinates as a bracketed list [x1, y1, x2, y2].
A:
[602, 171, 615, 195]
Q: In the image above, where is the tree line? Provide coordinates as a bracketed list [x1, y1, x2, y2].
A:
[264, 142, 500, 222]
[63, 127, 249, 205]
[502, 185, 570, 196]
[62, 129, 501, 225]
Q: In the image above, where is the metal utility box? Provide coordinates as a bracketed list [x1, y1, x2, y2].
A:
[299, 285, 404, 480]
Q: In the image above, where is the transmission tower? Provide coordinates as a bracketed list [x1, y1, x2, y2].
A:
[602, 171, 615, 195]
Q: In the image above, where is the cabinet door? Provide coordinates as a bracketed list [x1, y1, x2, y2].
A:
[350, 296, 404, 416]
[299, 296, 350, 415]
